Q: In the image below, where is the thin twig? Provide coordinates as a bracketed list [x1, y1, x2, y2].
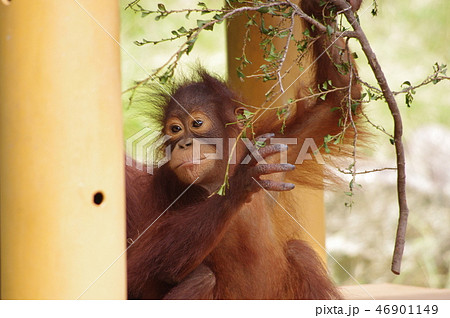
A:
[355, 74, 382, 94]
[124, 1, 289, 97]
[338, 167, 397, 175]
[261, 36, 321, 102]
[275, 11, 296, 93]
[346, 40, 358, 201]
[287, 0, 358, 38]
[233, 85, 349, 110]
[393, 75, 449, 96]
[361, 109, 394, 139]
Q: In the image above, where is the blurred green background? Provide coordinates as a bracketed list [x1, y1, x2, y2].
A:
[120, 0, 450, 289]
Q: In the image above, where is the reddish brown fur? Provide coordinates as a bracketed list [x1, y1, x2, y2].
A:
[127, 168, 341, 299]
[257, 0, 366, 189]
[126, 0, 363, 300]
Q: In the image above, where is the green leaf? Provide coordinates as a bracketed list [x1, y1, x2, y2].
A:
[351, 102, 359, 113]
[333, 134, 343, 145]
[259, 20, 270, 35]
[255, 141, 266, 149]
[245, 17, 256, 27]
[157, 3, 166, 11]
[405, 92, 414, 108]
[197, 19, 214, 31]
[243, 110, 254, 118]
[276, 108, 288, 119]
[217, 182, 227, 196]
[296, 40, 307, 53]
[326, 24, 334, 36]
[278, 30, 290, 38]
[324, 134, 333, 143]
[159, 74, 169, 84]
[264, 43, 279, 62]
[371, 1, 378, 16]
[262, 74, 276, 82]
[260, 38, 271, 46]
[257, 6, 269, 13]
[401, 80, 411, 87]
[335, 62, 349, 75]
[213, 13, 225, 23]
[349, 179, 355, 189]
[186, 37, 197, 54]
[323, 134, 333, 154]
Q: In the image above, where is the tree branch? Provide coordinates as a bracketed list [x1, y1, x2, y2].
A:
[331, 0, 409, 275]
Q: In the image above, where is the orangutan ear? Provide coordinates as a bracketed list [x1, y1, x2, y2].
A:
[234, 107, 248, 130]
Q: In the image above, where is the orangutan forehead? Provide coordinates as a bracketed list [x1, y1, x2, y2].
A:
[167, 103, 221, 118]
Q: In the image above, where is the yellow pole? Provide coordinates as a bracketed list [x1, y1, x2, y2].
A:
[226, 6, 326, 261]
[0, 0, 126, 299]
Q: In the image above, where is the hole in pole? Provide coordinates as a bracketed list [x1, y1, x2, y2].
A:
[93, 191, 104, 205]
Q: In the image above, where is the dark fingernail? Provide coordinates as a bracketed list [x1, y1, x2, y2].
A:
[286, 183, 295, 190]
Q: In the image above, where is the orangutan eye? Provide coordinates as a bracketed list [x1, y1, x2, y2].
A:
[192, 120, 203, 128]
[171, 125, 182, 133]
